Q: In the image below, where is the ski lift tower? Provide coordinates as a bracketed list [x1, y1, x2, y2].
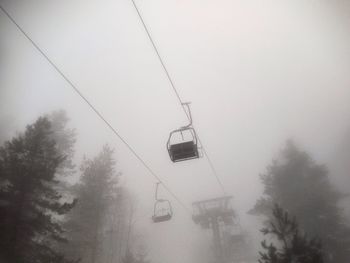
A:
[192, 196, 235, 263]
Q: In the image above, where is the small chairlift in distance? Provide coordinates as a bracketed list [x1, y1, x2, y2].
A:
[167, 102, 200, 162]
[152, 182, 173, 223]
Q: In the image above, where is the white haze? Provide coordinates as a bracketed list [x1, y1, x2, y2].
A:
[1, 0, 350, 263]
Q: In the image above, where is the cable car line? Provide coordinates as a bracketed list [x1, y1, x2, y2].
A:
[129, 0, 227, 196]
[152, 182, 173, 223]
[0, 4, 190, 214]
[129, 0, 186, 115]
[167, 103, 200, 162]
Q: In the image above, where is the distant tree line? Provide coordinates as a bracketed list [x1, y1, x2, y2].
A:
[0, 111, 145, 263]
[2, 111, 350, 263]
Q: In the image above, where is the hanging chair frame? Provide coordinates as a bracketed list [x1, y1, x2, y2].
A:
[152, 183, 173, 223]
[166, 102, 200, 162]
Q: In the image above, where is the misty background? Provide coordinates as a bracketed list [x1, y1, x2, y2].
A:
[1, 0, 350, 263]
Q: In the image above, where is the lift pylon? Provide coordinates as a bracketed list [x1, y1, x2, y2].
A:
[192, 196, 236, 263]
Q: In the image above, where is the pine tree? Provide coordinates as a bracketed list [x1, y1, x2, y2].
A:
[103, 187, 135, 263]
[251, 140, 350, 262]
[63, 145, 120, 263]
[259, 204, 324, 263]
[0, 117, 75, 263]
[47, 110, 76, 177]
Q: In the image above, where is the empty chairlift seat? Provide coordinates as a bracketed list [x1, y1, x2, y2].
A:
[152, 183, 173, 223]
[167, 127, 200, 162]
[152, 200, 173, 223]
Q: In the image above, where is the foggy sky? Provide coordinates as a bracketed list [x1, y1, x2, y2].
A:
[1, 0, 350, 263]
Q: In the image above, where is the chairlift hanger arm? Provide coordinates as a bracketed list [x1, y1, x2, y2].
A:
[168, 199, 173, 215]
[128, 0, 227, 196]
[155, 182, 161, 201]
[181, 102, 193, 128]
[167, 127, 198, 144]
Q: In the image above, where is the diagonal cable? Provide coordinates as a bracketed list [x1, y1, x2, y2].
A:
[0, 4, 191, 213]
[129, 0, 227, 196]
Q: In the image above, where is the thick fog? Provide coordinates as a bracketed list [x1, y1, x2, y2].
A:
[1, 0, 350, 263]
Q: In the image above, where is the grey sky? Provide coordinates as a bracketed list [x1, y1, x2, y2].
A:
[1, 0, 350, 262]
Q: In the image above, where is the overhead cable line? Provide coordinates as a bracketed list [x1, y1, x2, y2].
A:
[129, 0, 227, 196]
[0, 4, 190, 213]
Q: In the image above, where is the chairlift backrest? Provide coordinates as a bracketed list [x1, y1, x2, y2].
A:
[167, 127, 199, 162]
[152, 183, 173, 223]
[167, 102, 201, 162]
[152, 200, 173, 223]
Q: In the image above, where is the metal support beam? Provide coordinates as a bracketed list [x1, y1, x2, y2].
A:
[192, 196, 235, 263]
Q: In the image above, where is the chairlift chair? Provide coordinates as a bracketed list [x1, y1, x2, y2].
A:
[167, 127, 199, 162]
[152, 183, 173, 223]
[167, 103, 200, 162]
[152, 199, 173, 223]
